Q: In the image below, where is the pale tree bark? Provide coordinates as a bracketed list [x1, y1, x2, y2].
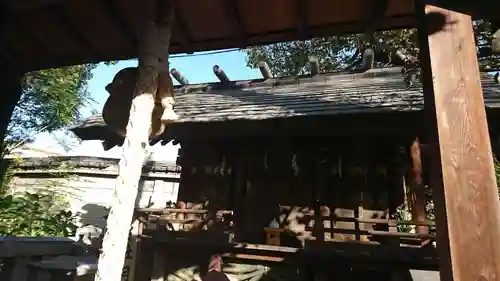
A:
[94, 1, 176, 281]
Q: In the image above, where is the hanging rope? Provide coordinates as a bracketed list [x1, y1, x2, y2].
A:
[94, 1, 175, 281]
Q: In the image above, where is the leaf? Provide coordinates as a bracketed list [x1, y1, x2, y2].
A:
[245, 20, 499, 76]
[6, 63, 98, 145]
[0, 191, 78, 237]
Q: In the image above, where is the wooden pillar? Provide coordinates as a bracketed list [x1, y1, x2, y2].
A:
[233, 154, 247, 242]
[149, 249, 166, 281]
[416, 2, 500, 281]
[407, 137, 428, 234]
[313, 148, 327, 242]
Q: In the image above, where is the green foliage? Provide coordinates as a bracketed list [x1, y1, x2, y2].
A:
[7, 65, 95, 143]
[244, 36, 359, 77]
[5, 61, 117, 146]
[246, 21, 499, 77]
[0, 156, 22, 197]
[0, 192, 77, 237]
[494, 156, 500, 193]
[0, 59, 119, 237]
[0, 158, 78, 237]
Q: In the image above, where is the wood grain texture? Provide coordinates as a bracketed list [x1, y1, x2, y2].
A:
[418, 3, 500, 281]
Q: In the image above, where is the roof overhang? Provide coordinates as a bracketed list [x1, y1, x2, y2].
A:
[1, 0, 499, 72]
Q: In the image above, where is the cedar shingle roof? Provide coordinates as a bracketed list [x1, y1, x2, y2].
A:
[172, 67, 500, 123]
[70, 67, 500, 148]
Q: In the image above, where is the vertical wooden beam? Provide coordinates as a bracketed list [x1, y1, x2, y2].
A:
[407, 137, 428, 234]
[222, 0, 246, 46]
[232, 149, 247, 242]
[126, 219, 143, 281]
[313, 148, 327, 242]
[149, 249, 165, 281]
[416, 2, 500, 281]
[294, 0, 308, 39]
[170, 0, 194, 54]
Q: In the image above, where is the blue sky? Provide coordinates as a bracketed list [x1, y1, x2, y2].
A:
[81, 49, 261, 117]
[31, 49, 261, 161]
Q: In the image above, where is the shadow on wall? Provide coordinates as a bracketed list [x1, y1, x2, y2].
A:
[77, 204, 110, 229]
[76, 180, 145, 229]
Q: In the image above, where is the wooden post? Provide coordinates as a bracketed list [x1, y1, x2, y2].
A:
[150, 249, 165, 281]
[94, 1, 176, 281]
[233, 156, 247, 242]
[416, 2, 500, 281]
[407, 137, 428, 234]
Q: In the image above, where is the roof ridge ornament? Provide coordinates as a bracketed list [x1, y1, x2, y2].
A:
[492, 27, 500, 54]
[170, 68, 189, 85]
[308, 56, 320, 76]
[402, 65, 420, 88]
[213, 65, 230, 84]
[259, 61, 273, 79]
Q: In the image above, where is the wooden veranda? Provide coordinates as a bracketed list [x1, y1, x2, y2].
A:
[1, 1, 500, 281]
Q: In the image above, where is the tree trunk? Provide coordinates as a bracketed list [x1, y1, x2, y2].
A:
[94, 1, 175, 281]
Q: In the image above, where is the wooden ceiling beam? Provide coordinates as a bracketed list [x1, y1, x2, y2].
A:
[1, 0, 63, 11]
[99, 0, 138, 47]
[51, 6, 102, 60]
[295, 0, 308, 40]
[0, 7, 19, 69]
[223, 0, 246, 47]
[12, 13, 55, 67]
[0, 42, 19, 69]
[171, 1, 194, 54]
[362, 0, 389, 34]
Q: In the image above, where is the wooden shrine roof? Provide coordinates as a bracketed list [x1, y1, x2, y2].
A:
[1, 0, 499, 72]
[172, 68, 499, 122]
[71, 67, 500, 148]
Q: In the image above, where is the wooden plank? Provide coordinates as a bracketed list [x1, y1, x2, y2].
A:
[13, 169, 181, 181]
[149, 249, 165, 281]
[137, 208, 233, 215]
[410, 270, 440, 281]
[155, 238, 438, 270]
[128, 219, 143, 281]
[220, 253, 284, 263]
[0, 237, 75, 258]
[416, 2, 500, 281]
[301, 214, 436, 226]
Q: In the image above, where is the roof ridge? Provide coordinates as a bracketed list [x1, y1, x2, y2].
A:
[174, 67, 407, 95]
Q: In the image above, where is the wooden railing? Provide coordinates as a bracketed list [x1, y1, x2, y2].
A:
[137, 208, 234, 229]
[136, 207, 439, 270]
[0, 236, 95, 281]
[137, 207, 436, 246]
[303, 214, 436, 246]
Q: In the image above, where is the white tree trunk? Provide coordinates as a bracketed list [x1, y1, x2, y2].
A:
[94, 1, 174, 281]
